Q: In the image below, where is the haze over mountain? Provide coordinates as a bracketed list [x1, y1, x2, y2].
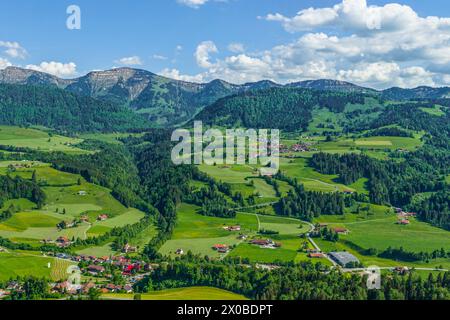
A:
[1, 66, 450, 127]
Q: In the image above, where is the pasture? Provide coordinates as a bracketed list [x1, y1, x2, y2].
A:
[313, 205, 450, 268]
[0, 126, 87, 154]
[102, 287, 248, 300]
[160, 203, 313, 263]
[0, 161, 147, 244]
[0, 250, 74, 281]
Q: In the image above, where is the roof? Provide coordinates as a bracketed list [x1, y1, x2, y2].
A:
[332, 227, 348, 233]
[88, 265, 105, 272]
[213, 244, 228, 249]
[328, 251, 359, 267]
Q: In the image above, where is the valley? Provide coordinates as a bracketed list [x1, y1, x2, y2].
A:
[0, 70, 448, 301]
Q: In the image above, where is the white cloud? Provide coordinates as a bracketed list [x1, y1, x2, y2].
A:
[159, 68, 205, 83]
[337, 62, 435, 88]
[152, 54, 168, 60]
[115, 56, 143, 66]
[0, 58, 12, 69]
[159, 1, 450, 89]
[177, 0, 209, 9]
[228, 42, 245, 53]
[195, 41, 218, 68]
[264, 0, 422, 33]
[0, 41, 27, 59]
[26, 61, 77, 78]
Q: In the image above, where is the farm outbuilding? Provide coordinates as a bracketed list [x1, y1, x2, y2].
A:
[328, 251, 360, 267]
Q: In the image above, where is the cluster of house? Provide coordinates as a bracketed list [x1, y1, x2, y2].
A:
[8, 161, 38, 169]
[41, 236, 73, 248]
[394, 207, 417, 225]
[279, 142, 317, 154]
[250, 239, 282, 249]
[57, 220, 79, 230]
[50, 280, 136, 296]
[314, 223, 349, 235]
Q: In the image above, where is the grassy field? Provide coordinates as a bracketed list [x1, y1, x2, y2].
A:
[76, 243, 116, 257]
[160, 203, 313, 263]
[0, 126, 87, 154]
[279, 157, 354, 192]
[312, 203, 450, 268]
[0, 250, 74, 281]
[80, 132, 144, 145]
[198, 164, 279, 201]
[0, 161, 148, 244]
[102, 287, 248, 300]
[419, 105, 446, 117]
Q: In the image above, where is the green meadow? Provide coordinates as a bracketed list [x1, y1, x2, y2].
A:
[0, 250, 74, 281]
[0, 126, 88, 154]
[0, 161, 148, 244]
[102, 287, 248, 300]
[160, 203, 313, 263]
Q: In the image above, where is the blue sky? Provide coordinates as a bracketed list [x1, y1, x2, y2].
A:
[1, 0, 450, 89]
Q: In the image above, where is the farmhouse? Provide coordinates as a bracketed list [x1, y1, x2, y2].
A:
[80, 215, 89, 222]
[397, 219, 410, 225]
[328, 251, 360, 267]
[250, 239, 272, 246]
[97, 214, 108, 221]
[224, 225, 241, 232]
[0, 289, 10, 298]
[175, 248, 184, 255]
[308, 253, 325, 259]
[212, 244, 230, 253]
[56, 236, 71, 247]
[332, 227, 349, 235]
[394, 266, 410, 275]
[87, 265, 105, 275]
[250, 239, 281, 249]
[82, 282, 96, 294]
[122, 243, 137, 253]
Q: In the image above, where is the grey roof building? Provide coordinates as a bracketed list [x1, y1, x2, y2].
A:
[329, 251, 360, 267]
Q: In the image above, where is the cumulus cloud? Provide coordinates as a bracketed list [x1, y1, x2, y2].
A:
[26, 61, 77, 77]
[0, 58, 12, 69]
[115, 56, 143, 66]
[177, 0, 209, 9]
[159, 68, 205, 83]
[167, 0, 450, 89]
[0, 41, 27, 59]
[195, 41, 218, 68]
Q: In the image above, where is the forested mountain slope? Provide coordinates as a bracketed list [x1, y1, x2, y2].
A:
[0, 84, 149, 133]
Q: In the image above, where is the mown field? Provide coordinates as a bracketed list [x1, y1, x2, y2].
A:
[0, 126, 88, 154]
[0, 161, 149, 248]
[102, 287, 248, 300]
[0, 250, 74, 281]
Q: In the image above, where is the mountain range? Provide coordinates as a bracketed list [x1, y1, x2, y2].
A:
[1, 66, 450, 127]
